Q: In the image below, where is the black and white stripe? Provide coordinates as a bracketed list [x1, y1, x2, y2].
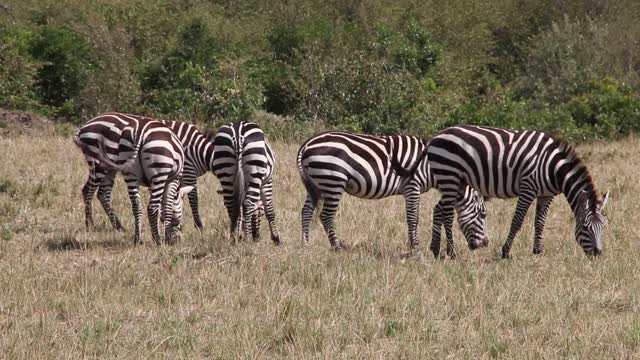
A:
[74, 112, 192, 244]
[427, 125, 609, 258]
[212, 121, 281, 245]
[297, 131, 488, 253]
[162, 120, 215, 230]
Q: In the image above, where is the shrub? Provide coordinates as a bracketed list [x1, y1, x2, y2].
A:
[0, 25, 40, 110]
[29, 26, 95, 109]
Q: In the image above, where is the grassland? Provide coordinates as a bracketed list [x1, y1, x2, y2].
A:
[0, 133, 639, 359]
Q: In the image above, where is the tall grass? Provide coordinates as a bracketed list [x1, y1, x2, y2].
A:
[0, 134, 638, 358]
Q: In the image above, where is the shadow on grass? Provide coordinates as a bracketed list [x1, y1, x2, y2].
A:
[44, 236, 129, 252]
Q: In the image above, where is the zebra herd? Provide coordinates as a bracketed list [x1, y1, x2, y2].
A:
[73, 112, 609, 258]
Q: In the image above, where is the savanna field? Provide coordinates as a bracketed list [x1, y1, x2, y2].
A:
[0, 129, 639, 359]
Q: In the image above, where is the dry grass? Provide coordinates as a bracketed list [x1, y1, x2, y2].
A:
[0, 134, 639, 359]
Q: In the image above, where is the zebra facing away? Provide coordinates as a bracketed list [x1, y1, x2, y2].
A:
[73, 112, 217, 232]
[212, 121, 281, 245]
[427, 125, 609, 258]
[297, 131, 489, 253]
[74, 113, 193, 244]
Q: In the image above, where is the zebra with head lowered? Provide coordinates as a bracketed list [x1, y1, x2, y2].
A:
[73, 112, 217, 232]
[212, 121, 281, 245]
[74, 113, 193, 244]
[297, 131, 488, 254]
[427, 125, 609, 258]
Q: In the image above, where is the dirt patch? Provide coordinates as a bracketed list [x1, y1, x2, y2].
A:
[0, 109, 57, 137]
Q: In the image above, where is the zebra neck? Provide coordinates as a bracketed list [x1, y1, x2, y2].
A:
[560, 162, 597, 216]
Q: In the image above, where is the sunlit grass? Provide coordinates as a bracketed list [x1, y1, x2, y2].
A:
[0, 135, 638, 358]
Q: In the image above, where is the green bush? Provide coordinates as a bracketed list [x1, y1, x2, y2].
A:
[29, 26, 95, 109]
[0, 25, 40, 110]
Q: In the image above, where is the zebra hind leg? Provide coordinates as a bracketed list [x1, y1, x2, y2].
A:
[533, 196, 553, 255]
[97, 176, 124, 231]
[260, 179, 281, 245]
[127, 189, 142, 245]
[301, 195, 316, 244]
[319, 196, 343, 251]
[82, 175, 101, 229]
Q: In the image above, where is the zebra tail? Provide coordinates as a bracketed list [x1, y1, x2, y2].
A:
[233, 149, 246, 220]
[95, 133, 143, 173]
[296, 146, 320, 208]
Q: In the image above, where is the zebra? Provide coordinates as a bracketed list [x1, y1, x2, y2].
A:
[74, 113, 193, 244]
[72, 112, 217, 232]
[296, 131, 488, 254]
[211, 121, 281, 245]
[426, 125, 609, 258]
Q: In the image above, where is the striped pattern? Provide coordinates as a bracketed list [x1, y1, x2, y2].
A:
[427, 125, 609, 258]
[297, 131, 488, 253]
[162, 121, 215, 230]
[212, 121, 281, 244]
[73, 112, 190, 244]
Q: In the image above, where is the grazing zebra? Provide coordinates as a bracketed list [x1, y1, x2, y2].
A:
[211, 121, 281, 245]
[297, 131, 488, 253]
[427, 125, 609, 258]
[73, 112, 216, 232]
[163, 120, 216, 230]
[74, 113, 192, 244]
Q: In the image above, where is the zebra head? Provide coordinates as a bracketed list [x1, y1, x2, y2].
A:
[165, 185, 195, 244]
[455, 187, 489, 251]
[575, 190, 609, 256]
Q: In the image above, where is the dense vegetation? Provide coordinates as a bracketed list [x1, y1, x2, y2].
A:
[1, 0, 639, 140]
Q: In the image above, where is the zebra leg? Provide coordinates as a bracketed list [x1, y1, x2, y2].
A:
[260, 179, 281, 245]
[187, 184, 203, 231]
[81, 173, 103, 229]
[402, 185, 421, 250]
[501, 192, 535, 259]
[251, 210, 261, 241]
[97, 174, 124, 231]
[242, 198, 259, 242]
[533, 196, 553, 255]
[320, 196, 343, 251]
[126, 186, 143, 245]
[163, 179, 180, 245]
[301, 195, 316, 244]
[440, 197, 457, 259]
[430, 200, 445, 259]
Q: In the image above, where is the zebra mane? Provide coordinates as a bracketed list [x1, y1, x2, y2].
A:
[556, 139, 600, 212]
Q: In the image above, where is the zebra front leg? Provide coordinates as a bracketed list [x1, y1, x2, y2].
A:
[97, 176, 124, 231]
[260, 179, 281, 245]
[440, 198, 457, 259]
[430, 200, 445, 259]
[533, 196, 553, 255]
[301, 195, 316, 244]
[320, 196, 343, 251]
[501, 192, 535, 259]
[402, 185, 421, 251]
[186, 184, 203, 231]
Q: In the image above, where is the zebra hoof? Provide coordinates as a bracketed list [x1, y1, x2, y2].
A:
[533, 247, 543, 255]
[272, 236, 282, 246]
[501, 248, 512, 259]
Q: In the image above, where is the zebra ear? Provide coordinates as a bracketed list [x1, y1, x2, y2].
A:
[600, 191, 609, 210]
[178, 186, 195, 199]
